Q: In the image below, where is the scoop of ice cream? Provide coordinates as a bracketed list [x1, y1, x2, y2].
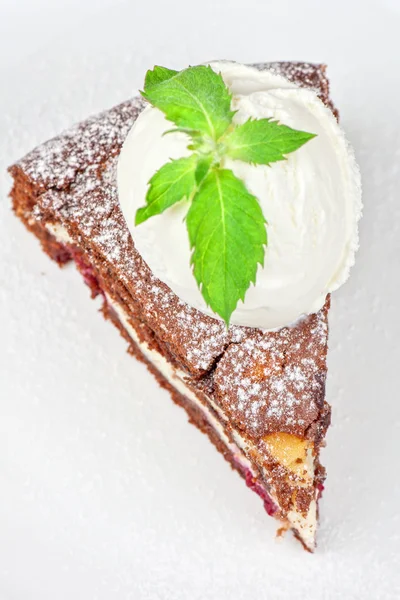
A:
[118, 61, 362, 330]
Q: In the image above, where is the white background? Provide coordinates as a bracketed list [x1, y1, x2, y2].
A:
[1, 0, 400, 598]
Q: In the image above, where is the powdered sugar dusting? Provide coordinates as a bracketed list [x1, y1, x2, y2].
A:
[214, 305, 329, 438]
[34, 151, 233, 373]
[19, 98, 146, 192]
[16, 62, 331, 414]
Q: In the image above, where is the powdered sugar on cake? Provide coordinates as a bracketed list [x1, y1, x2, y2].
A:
[214, 305, 329, 437]
[15, 62, 332, 440]
[33, 150, 234, 375]
[21, 99, 146, 192]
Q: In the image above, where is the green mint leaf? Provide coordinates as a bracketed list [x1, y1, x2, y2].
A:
[144, 66, 178, 91]
[195, 156, 213, 185]
[142, 65, 235, 140]
[186, 168, 267, 325]
[223, 118, 316, 165]
[135, 155, 197, 225]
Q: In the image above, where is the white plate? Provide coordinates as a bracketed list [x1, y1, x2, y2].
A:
[1, 0, 399, 598]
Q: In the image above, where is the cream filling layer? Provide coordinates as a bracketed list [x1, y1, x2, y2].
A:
[46, 221, 318, 549]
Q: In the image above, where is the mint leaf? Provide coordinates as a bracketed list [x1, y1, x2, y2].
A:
[195, 156, 213, 185]
[186, 168, 267, 325]
[142, 65, 234, 140]
[223, 118, 316, 165]
[135, 155, 197, 225]
[144, 66, 178, 91]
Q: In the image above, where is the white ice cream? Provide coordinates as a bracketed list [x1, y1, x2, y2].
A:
[118, 61, 362, 330]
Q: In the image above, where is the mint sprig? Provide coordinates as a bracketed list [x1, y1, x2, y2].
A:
[135, 155, 197, 225]
[144, 66, 178, 91]
[136, 64, 316, 326]
[142, 65, 234, 140]
[187, 169, 267, 322]
[223, 118, 316, 165]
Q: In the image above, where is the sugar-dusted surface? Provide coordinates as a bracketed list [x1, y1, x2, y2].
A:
[19, 99, 146, 192]
[215, 303, 329, 438]
[1, 0, 400, 598]
[11, 61, 333, 445]
[12, 60, 335, 379]
[34, 155, 239, 374]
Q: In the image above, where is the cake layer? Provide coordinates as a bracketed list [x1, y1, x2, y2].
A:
[9, 61, 334, 550]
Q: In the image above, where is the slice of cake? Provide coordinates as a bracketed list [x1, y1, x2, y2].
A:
[8, 61, 360, 551]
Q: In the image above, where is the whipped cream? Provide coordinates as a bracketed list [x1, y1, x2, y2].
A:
[118, 61, 362, 330]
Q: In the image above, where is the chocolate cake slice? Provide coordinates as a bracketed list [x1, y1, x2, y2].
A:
[9, 62, 334, 551]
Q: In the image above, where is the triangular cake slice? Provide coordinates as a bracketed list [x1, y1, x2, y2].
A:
[9, 62, 334, 551]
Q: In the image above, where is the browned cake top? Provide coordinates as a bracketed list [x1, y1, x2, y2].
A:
[214, 301, 329, 438]
[10, 62, 333, 442]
